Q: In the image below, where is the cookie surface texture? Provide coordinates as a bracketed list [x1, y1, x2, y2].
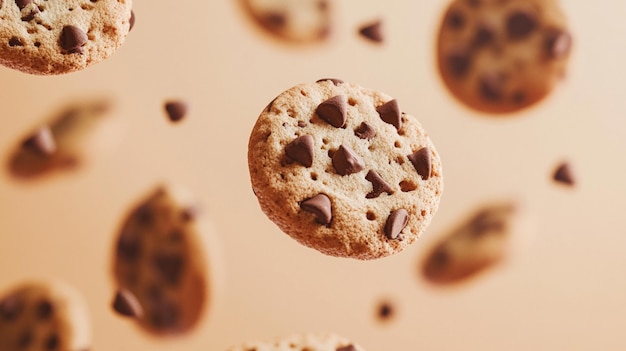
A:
[248, 80, 443, 260]
[0, 0, 133, 75]
[437, 0, 572, 114]
[226, 332, 366, 351]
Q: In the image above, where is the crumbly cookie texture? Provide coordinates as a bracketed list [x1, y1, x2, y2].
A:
[0, 0, 133, 75]
[437, 0, 572, 114]
[0, 281, 91, 351]
[112, 185, 210, 336]
[226, 333, 366, 351]
[249, 79, 443, 260]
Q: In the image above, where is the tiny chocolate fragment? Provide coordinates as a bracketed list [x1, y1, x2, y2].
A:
[354, 122, 376, 139]
[0, 295, 23, 321]
[336, 345, 357, 351]
[300, 194, 332, 225]
[553, 162, 575, 186]
[316, 95, 347, 128]
[23, 126, 56, 156]
[447, 50, 472, 77]
[129, 10, 136, 31]
[479, 73, 505, 101]
[112, 288, 144, 318]
[385, 209, 408, 240]
[164, 101, 189, 123]
[152, 252, 184, 285]
[60, 25, 88, 53]
[285, 135, 314, 167]
[472, 24, 495, 48]
[376, 99, 401, 130]
[408, 147, 431, 180]
[316, 78, 344, 86]
[544, 28, 572, 59]
[447, 10, 465, 30]
[365, 170, 393, 198]
[332, 144, 365, 176]
[506, 10, 538, 40]
[36, 300, 54, 320]
[377, 300, 394, 321]
[15, 0, 33, 9]
[358, 20, 384, 43]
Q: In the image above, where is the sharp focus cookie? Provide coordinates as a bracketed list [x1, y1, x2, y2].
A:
[112, 185, 212, 336]
[248, 80, 444, 260]
[226, 333, 366, 351]
[0, 281, 91, 351]
[0, 0, 133, 75]
[436, 0, 572, 114]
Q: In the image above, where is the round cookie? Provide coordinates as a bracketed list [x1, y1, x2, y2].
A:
[436, 0, 572, 114]
[226, 332, 366, 351]
[0, 0, 133, 75]
[0, 280, 91, 351]
[248, 80, 443, 260]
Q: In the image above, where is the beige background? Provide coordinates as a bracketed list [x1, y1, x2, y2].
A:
[1, 1, 626, 350]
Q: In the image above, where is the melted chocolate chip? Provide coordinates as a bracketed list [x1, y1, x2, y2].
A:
[408, 147, 431, 180]
[22, 126, 56, 156]
[332, 145, 365, 176]
[385, 209, 408, 240]
[152, 253, 184, 285]
[553, 162, 575, 186]
[316, 95, 347, 128]
[354, 122, 376, 139]
[544, 28, 572, 59]
[285, 135, 314, 167]
[358, 20, 384, 43]
[36, 300, 54, 320]
[112, 289, 143, 318]
[447, 10, 465, 30]
[479, 73, 505, 101]
[365, 170, 393, 198]
[300, 194, 332, 225]
[336, 346, 357, 351]
[0, 295, 23, 321]
[447, 50, 472, 77]
[376, 99, 401, 130]
[316, 78, 344, 86]
[60, 25, 88, 54]
[150, 300, 180, 330]
[506, 10, 538, 40]
[129, 10, 135, 31]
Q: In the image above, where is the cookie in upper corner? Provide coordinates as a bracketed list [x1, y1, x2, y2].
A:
[248, 79, 443, 260]
[0, 0, 133, 75]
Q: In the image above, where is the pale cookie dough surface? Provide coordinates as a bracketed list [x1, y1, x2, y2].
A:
[437, 0, 572, 114]
[226, 332, 366, 351]
[0, 0, 133, 75]
[248, 80, 443, 260]
[0, 281, 91, 351]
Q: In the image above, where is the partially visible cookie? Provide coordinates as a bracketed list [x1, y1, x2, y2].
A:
[226, 333, 366, 351]
[0, 0, 133, 75]
[248, 80, 443, 260]
[241, 0, 332, 44]
[0, 280, 91, 351]
[112, 185, 212, 336]
[437, 0, 572, 114]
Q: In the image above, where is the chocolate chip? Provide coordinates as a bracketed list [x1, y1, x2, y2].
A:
[60, 25, 88, 54]
[261, 11, 286, 30]
[300, 194, 332, 225]
[376, 99, 401, 130]
[129, 10, 135, 31]
[15, 0, 32, 9]
[316, 78, 344, 86]
[377, 300, 394, 321]
[472, 24, 495, 48]
[285, 135, 314, 167]
[316, 95, 347, 128]
[446, 50, 472, 77]
[332, 144, 365, 176]
[45, 334, 59, 350]
[22, 126, 56, 156]
[36, 300, 54, 320]
[544, 28, 572, 59]
[447, 10, 465, 30]
[553, 162, 575, 186]
[116, 230, 141, 262]
[135, 204, 154, 225]
[297, 121, 306, 127]
[479, 73, 505, 101]
[164, 100, 188, 123]
[365, 170, 393, 198]
[408, 147, 431, 180]
[336, 345, 357, 351]
[385, 209, 408, 240]
[17, 330, 33, 348]
[354, 122, 376, 139]
[358, 20, 384, 43]
[181, 206, 199, 222]
[112, 289, 143, 318]
[150, 300, 179, 330]
[152, 252, 184, 285]
[506, 10, 538, 40]
[9, 37, 23, 46]
[0, 295, 23, 321]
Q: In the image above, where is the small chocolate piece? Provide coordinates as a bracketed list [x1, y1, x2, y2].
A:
[0, 295, 23, 321]
[15, 0, 33, 9]
[45, 334, 59, 350]
[354, 122, 376, 139]
[316, 78, 344, 86]
[129, 10, 136, 31]
[377, 301, 394, 321]
[332, 144, 365, 176]
[447, 10, 465, 30]
[553, 162, 575, 186]
[472, 24, 495, 48]
[365, 170, 393, 199]
[164, 101, 189, 123]
[285, 135, 314, 167]
[376, 99, 401, 130]
[506, 10, 538, 40]
[544, 28, 572, 59]
[316, 95, 347, 128]
[408, 147, 431, 180]
[36, 300, 54, 320]
[152, 252, 184, 285]
[23, 126, 56, 156]
[336, 346, 357, 351]
[479, 73, 505, 101]
[9, 37, 23, 46]
[358, 20, 384, 43]
[385, 209, 408, 240]
[300, 194, 332, 225]
[112, 289, 144, 318]
[447, 50, 472, 77]
[150, 300, 179, 329]
[60, 25, 88, 53]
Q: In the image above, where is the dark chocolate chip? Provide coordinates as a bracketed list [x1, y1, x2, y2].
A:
[472, 24, 495, 48]
[116, 230, 141, 262]
[15, 0, 32, 9]
[60, 25, 88, 53]
[408, 147, 431, 180]
[354, 122, 376, 139]
[129, 10, 135, 31]
[316, 95, 347, 128]
[376, 99, 401, 130]
[479, 73, 505, 101]
[285, 135, 314, 167]
[150, 300, 179, 330]
[332, 144, 365, 176]
[377, 301, 394, 320]
[336, 346, 357, 351]
[365, 170, 394, 199]
[297, 120, 306, 127]
[316, 78, 344, 86]
[36, 300, 54, 320]
[152, 252, 184, 285]
[506, 10, 538, 40]
[544, 28, 572, 59]
[300, 194, 332, 225]
[358, 20, 384, 43]
[112, 289, 143, 318]
[385, 209, 408, 240]
[0, 295, 23, 321]
[45, 334, 59, 350]
[9, 37, 23, 46]
[18, 330, 33, 348]
[553, 162, 575, 186]
[446, 50, 472, 77]
[164, 101, 188, 123]
[22, 126, 56, 156]
[447, 10, 465, 30]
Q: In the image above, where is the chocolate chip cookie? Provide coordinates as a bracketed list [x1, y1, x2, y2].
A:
[226, 333, 366, 351]
[437, 0, 572, 114]
[248, 79, 443, 260]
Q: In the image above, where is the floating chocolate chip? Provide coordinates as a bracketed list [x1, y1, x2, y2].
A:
[116, 231, 141, 262]
[358, 20, 384, 43]
[152, 253, 184, 285]
[385, 209, 408, 240]
[553, 162, 575, 186]
[18, 330, 33, 348]
[316, 78, 344, 86]
[112, 289, 143, 318]
[479, 73, 505, 101]
[22, 126, 56, 156]
[365, 170, 393, 199]
[506, 10, 538, 40]
[332, 144, 365, 176]
[377, 300, 394, 321]
[0, 295, 23, 321]
[376, 99, 401, 130]
[164, 100, 188, 123]
[36, 300, 54, 320]
[60, 25, 88, 54]
[129, 10, 135, 31]
[447, 10, 465, 30]
[544, 28, 572, 59]
[285, 135, 314, 167]
[408, 147, 431, 180]
[150, 300, 179, 330]
[45, 334, 59, 350]
[472, 24, 495, 48]
[336, 346, 357, 351]
[316, 95, 347, 128]
[354, 122, 376, 139]
[300, 194, 332, 225]
[446, 50, 472, 77]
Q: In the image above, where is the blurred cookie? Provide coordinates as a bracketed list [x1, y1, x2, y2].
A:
[248, 79, 443, 260]
[437, 0, 572, 114]
[226, 332, 366, 351]
[112, 185, 212, 336]
[241, 0, 331, 43]
[0, 281, 91, 351]
[0, 0, 133, 75]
